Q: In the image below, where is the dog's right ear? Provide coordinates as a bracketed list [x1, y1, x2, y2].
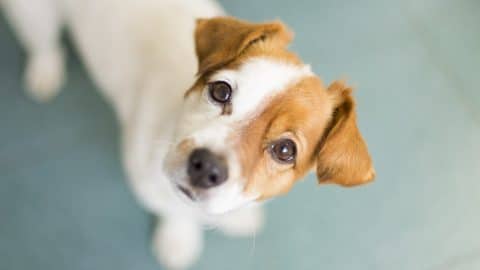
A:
[194, 16, 292, 75]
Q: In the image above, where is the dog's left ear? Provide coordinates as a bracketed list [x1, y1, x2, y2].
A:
[194, 16, 292, 75]
[315, 81, 375, 187]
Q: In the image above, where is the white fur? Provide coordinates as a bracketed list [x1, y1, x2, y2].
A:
[1, 0, 309, 268]
[153, 217, 203, 270]
[216, 205, 265, 237]
[212, 58, 312, 121]
[24, 47, 65, 101]
[2, 0, 64, 101]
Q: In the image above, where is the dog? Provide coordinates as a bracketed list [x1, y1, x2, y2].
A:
[2, 0, 375, 268]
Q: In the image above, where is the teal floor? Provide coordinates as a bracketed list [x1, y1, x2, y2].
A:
[1, 0, 480, 269]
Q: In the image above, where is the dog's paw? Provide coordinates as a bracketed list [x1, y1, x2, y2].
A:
[24, 48, 65, 102]
[153, 219, 203, 270]
[217, 206, 264, 237]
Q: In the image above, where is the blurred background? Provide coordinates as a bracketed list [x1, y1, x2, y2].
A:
[1, 0, 479, 269]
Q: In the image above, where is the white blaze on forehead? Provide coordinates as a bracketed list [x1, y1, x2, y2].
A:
[210, 57, 313, 120]
[187, 57, 312, 151]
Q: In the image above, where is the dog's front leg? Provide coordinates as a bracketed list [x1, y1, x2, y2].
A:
[2, 0, 66, 102]
[153, 217, 203, 270]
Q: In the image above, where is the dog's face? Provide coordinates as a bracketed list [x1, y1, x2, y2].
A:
[163, 17, 375, 214]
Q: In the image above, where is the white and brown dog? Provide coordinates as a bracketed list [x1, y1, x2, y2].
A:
[2, 0, 375, 268]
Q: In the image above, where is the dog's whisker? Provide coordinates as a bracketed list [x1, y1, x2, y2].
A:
[248, 228, 258, 264]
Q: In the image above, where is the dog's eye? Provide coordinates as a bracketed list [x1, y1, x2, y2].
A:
[269, 139, 297, 164]
[208, 81, 232, 104]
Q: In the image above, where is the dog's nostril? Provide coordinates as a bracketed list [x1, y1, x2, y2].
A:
[208, 174, 218, 184]
[193, 160, 203, 170]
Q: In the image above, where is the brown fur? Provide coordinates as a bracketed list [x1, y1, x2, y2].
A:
[315, 81, 375, 186]
[234, 77, 332, 199]
[190, 17, 375, 200]
[185, 16, 300, 96]
[194, 16, 295, 75]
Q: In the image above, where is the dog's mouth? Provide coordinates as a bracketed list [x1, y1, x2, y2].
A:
[176, 184, 196, 201]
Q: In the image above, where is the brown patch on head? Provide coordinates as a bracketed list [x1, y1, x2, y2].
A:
[233, 78, 374, 200]
[235, 77, 331, 199]
[194, 16, 294, 75]
[185, 16, 301, 97]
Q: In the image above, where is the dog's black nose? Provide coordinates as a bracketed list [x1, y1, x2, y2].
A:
[187, 148, 228, 188]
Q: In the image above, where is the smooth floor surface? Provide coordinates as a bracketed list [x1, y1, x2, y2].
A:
[1, 0, 479, 269]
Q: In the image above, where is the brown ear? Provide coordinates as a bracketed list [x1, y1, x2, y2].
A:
[194, 16, 292, 75]
[315, 81, 375, 187]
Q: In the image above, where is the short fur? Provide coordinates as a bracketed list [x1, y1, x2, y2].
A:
[1, 0, 374, 269]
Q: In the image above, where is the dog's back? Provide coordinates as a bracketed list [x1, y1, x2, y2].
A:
[2, 0, 223, 125]
[66, 0, 223, 125]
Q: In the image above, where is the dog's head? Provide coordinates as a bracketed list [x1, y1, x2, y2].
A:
[163, 17, 375, 214]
